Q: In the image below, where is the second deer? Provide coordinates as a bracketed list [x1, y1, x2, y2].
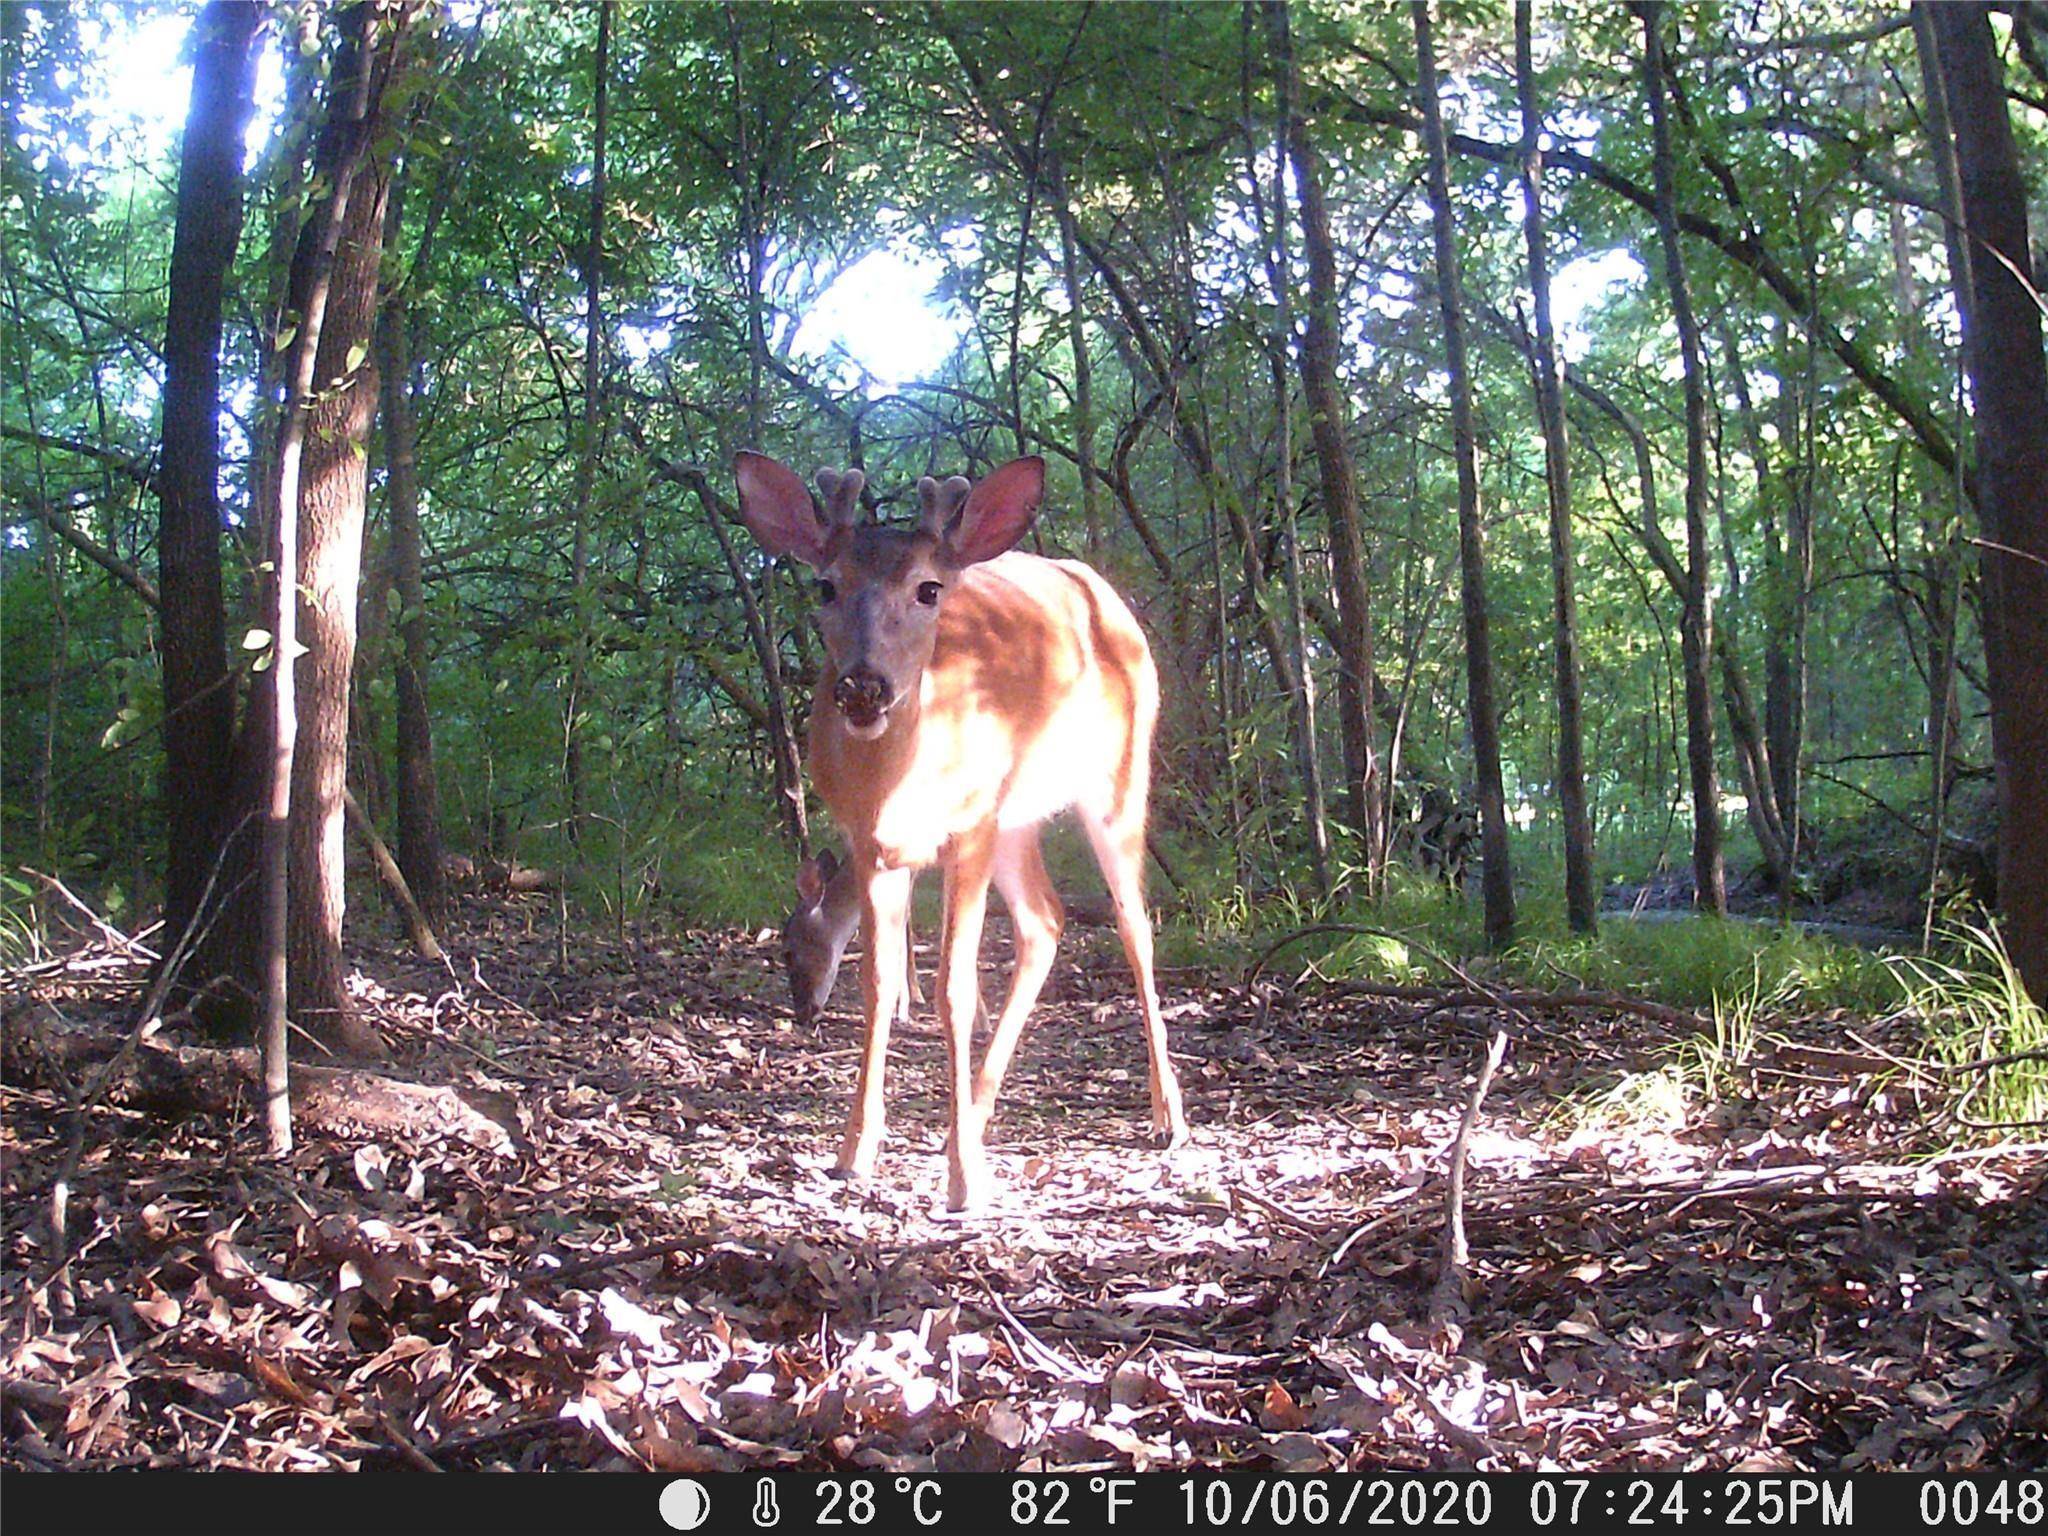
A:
[733, 451, 1189, 1211]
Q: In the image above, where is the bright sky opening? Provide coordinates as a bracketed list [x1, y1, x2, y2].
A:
[790, 247, 969, 394]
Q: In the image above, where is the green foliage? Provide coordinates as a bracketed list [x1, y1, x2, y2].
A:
[1891, 924, 2048, 1134]
[3, 0, 2040, 1033]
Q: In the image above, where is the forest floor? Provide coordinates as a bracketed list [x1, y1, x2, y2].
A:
[2, 894, 2044, 1475]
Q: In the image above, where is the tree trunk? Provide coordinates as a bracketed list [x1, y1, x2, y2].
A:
[264, 1, 415, 1064]
[725, 5, 808, 854]
[157, 0, 261, 993]
[1635, 0, 1725, 916]
[1413, 0, 1516, 948]
[563, 0, 610, 849]
[376, 298, 449, 932]
[1920, 3, 2048, 1003]
[1514, 0, 1595, 934]
[1050, 164, 1100, 555]
[1248, 2, 1331, 898]
[1270, 0, 1374, 892]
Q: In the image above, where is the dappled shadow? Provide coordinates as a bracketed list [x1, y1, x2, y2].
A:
[3, 896, 2042, 1471]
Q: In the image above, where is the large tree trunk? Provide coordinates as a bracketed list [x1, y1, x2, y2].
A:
[157, 0, 261, 989]
[1635, 0, 1725, 917]
[1270, 0, 1377, 890]
[1920, 3, 2048, 1003]
[1514, 0, 1595, 934]
[266, 1, 414, 1062]
[1413, 0, 1516, 948]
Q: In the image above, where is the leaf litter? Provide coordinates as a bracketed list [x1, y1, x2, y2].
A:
[3, 899, 2043, 1472]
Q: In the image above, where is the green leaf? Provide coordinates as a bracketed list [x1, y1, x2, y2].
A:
[345, 341, 369, 372]
[242, 628, 272, 651]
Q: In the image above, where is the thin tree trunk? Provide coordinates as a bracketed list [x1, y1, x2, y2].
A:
[1514, 0, 1595, 934]
[725, 4, 807, 854]
[563, 0, 610, 850]
[1247, 1, 1331, 899]
[1635, 0, 1725, 917]
[1268, 0, 1369, 894]
[1920, 2, 2048, 1003]
[157, 0, 261, 989]
[1413, 0, 1516, 947]
[376, 296, 448, 931]
[1716, 321, 1795, 890]
[1050, 164, 1100, 556]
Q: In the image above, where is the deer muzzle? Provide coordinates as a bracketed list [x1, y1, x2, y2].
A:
[832, 669, 894, 735]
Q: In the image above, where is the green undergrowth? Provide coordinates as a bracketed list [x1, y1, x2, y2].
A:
[1890, 923, 2048, 1131]
[1162, 863, 2044, 1145]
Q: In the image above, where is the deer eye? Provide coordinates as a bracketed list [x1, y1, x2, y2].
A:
[816, 579, 838, 603]
[915, 581, 943, 607]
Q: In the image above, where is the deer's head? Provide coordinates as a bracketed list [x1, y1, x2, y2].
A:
[731, 452, 1044, 739]
[784, 848, 847, 1027]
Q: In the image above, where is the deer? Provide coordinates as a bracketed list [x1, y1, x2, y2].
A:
[785, 846, 920, 1030]
[785, 849, 987, 1033]
[732, 450, 1190, 1211]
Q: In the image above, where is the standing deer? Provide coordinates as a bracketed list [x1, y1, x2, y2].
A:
[732, 451, 1190, 1211]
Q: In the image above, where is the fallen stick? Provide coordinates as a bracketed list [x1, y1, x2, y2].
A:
[5, 1023, 516, 1155]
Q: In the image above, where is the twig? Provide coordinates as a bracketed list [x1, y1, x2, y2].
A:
[1243, 922, 1479, 996]
[21, 869, 161, 962]
[523, 1232, 718, 1285]
[1232, 1184, 1331, 1235]
[976, 1271, 1089, 1382]
[1431, 1029, 1508, 1325]
[1328, 978, 1706, 1032]
[43, 828, 250, 1312]
[1321, 1201, 1422, 1277]
[376, 1409, 444, 1472]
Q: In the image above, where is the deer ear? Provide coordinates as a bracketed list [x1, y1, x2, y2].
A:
[944, 456, 1043, 567]
[734, 451, 830, 566]
[795, 854, 829, 906]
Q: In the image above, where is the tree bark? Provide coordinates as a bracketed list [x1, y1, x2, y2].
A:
[1050, 161, 1100, 555]
[1514, 1, 1595, 934]
[264, 2, 415, 1065]
[1269, 0, 1373, 891]
[563, 0, 610, 849]
[1635, 0, 1725, 916]
[376, 297, 449, 932]
[157, 0, 261, 995]
[724, 4, 808, 854]
[1920, 3, 2048, 1003]
[1413, 0, 1516, 948]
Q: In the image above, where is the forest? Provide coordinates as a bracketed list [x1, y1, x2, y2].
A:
[2, 0, 2045, 1480]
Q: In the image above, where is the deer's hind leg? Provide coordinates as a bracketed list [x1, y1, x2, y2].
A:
[1079, 805, 1189, 1149]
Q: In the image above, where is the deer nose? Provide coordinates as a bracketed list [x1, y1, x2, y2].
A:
[833, 669, 892, 723]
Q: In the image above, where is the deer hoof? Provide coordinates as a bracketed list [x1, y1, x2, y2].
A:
[1151, 1117, 1191, 1151]
[831, 1140, 881, 1182]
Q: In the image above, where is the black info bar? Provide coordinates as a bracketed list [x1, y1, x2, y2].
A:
[5, 1471, 2042, 1535]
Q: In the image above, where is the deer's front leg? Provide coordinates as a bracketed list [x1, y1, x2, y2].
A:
[834, 862, 913, 1181]
[939, 828, 996, 1212]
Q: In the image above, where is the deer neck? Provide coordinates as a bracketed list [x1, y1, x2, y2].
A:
[809, 674, 940, 868]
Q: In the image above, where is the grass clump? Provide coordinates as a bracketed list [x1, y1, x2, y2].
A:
[1890, 922, 2048, 1134]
